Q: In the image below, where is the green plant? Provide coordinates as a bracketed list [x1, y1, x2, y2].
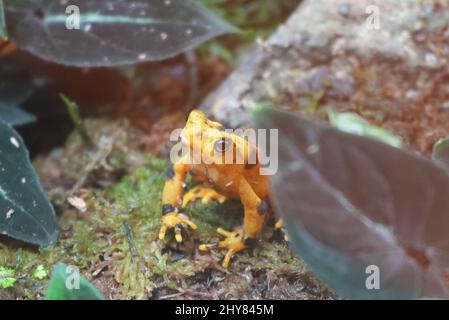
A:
[0, 104, 36, 127]
[0, 65, 36, 127]
[0, 0, 6, 40]
[327, 109, 402, 148]
[32, 265, 48, 280]
[432, 137, 449, 173]
[0, 0, 237, 247]
[2, 0, 236, 67]
[0, 266, 16, 288]
[60, 94, 95, 149]
[253, 107, 449, 299]
[45, 263, 104, 300]
[199, 0, 300, 65]
[0, 118, 58, 246]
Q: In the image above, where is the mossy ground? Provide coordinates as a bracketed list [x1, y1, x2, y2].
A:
[0, 118, 335, 300]
[0, 0, 336, 300]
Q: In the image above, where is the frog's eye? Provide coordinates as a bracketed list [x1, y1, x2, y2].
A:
[213, 138, 232, 153]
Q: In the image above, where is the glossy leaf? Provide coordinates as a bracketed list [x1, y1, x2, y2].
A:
[328, 110, 402, 148]
[0, 103, 36, 126]
[0, 119, 58, 246]
[0, 66, 36, 126]
[0, 64, 35, 106]
[253, 107, 449, 299]
[5, 0, 236, 67]
[45, 263, 104, 300]
[0, 0, 6, 39]
[432, 137, 449, 173]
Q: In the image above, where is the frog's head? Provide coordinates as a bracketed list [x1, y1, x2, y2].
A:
[181, 110, 226, 159]
[184, 110, 223, 131]
[180, 110, 254, 167]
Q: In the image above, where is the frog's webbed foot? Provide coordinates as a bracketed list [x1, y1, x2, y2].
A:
[159, 211, 197, 242]
[275, 219, 289, 241]
[199, 227, 249, 268]
[182, 185, 226, 207]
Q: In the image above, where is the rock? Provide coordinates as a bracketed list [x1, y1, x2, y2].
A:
[201, 0, 449, 154]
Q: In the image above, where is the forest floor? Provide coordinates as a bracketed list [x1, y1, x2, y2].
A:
[1, 0, 340, 300]
[2, 0, 449, 300]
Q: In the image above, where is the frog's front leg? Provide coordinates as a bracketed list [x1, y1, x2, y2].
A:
[182, 184, 226, 207]
[200, 177, 267, 268]
[274, 219, 289, 241]
[159, 158, 197, 242]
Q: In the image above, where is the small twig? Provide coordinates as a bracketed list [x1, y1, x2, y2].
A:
[158, 291, 186, 300]
[68, 132, 119, 196]
[123, 221, 138, 260]
[60, 94, 96, 149]
[185, 50, 199, 110]
[179, 286, 216, 298]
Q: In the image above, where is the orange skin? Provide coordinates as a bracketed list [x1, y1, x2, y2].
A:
[0, 38, 16, 57]
[159, 110, 271, 267]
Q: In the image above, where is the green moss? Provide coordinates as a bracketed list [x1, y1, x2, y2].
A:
[0, 153, 303, 299]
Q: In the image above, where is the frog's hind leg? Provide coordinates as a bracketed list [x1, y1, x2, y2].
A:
[182, 185, 226, 207]
[199, 227, 247, 268]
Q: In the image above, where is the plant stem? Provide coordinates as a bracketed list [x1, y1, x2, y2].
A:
[60, 94, 96, 149]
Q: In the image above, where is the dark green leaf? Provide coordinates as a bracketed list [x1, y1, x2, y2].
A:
[0, 103, 36, 126]
[0, 119, 58, 246]
[5, 0, 237, 67]
[253, 107, 449, 299]
[45, 263, 104, 300]
[0, 0, 6, 40]
[0, 65, 35, 106]
[432, 137, 449, 173]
